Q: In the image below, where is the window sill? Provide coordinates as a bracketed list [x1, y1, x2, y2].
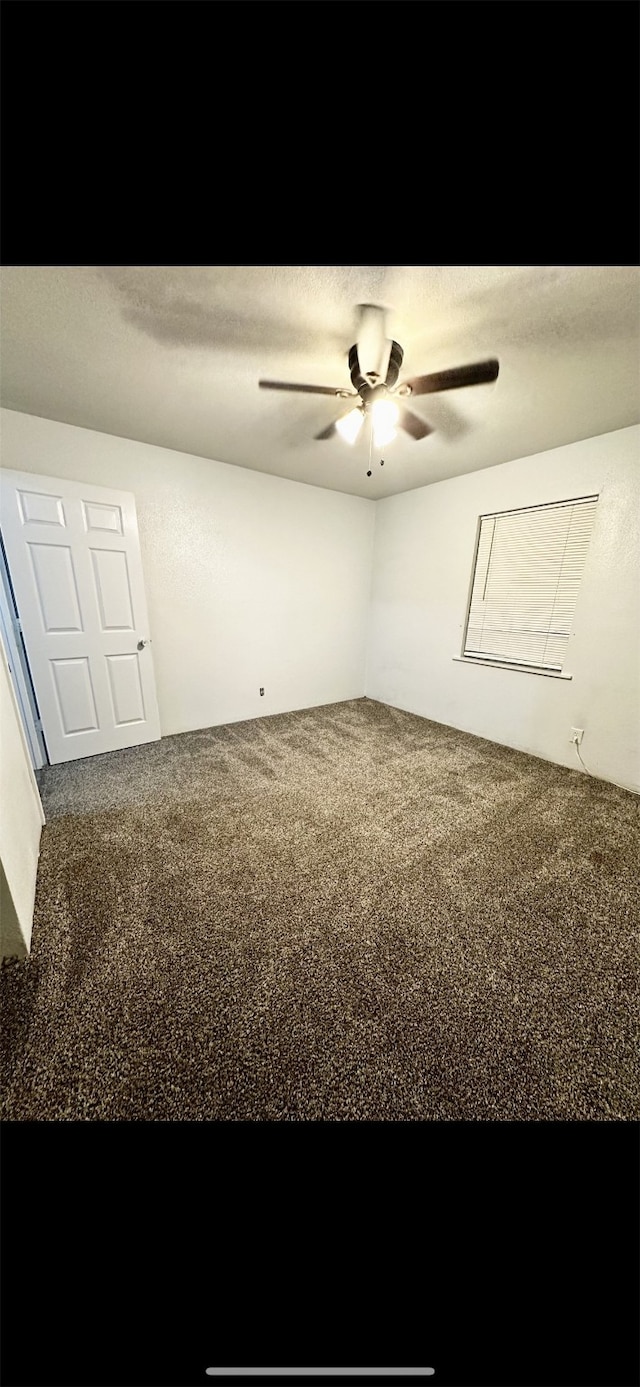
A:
[453, 656, 573, 680]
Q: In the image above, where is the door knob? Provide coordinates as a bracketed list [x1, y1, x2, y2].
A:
[137, 638, 150, 650]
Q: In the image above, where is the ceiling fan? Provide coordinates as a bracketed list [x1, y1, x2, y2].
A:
[259, 304, 499, 448]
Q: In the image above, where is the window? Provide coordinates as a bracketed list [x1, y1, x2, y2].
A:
[462, 495, 598, 674]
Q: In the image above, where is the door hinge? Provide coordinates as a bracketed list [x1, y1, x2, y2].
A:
[13, 616, 22, 633]
[34, 718, 43, 733]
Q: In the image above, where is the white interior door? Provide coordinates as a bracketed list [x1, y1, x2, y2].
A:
[0, 469, 161, 764]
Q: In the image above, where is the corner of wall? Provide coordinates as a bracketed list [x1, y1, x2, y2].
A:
[363, 494, 381, 696]
[1, 862, 29, 962]
[0, 637, 44, 958]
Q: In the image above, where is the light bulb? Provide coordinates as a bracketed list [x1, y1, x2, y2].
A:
[373, 423, 397, 446]
[336, 408, 364, 445]
[372, 398, 399, 446]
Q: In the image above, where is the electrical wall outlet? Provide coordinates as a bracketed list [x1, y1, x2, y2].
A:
[570, 727, 584, 745]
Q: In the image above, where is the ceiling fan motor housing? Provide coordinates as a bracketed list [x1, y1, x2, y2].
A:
[349, 340, 404, 402]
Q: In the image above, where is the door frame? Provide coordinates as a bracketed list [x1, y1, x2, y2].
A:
[0, 534, 48, 770]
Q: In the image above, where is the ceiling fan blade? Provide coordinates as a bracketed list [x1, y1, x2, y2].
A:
[397, 406, 434, 441]
[259, 379, 349, 396]
[314, 420, 338, 440]
[403, 358, 500, 396]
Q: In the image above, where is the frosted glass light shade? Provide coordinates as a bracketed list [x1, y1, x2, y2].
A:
[372, 398, 399, 446]
[336, 409, 365, 444]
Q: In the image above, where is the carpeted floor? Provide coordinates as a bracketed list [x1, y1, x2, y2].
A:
[1, 697, 638, 1120]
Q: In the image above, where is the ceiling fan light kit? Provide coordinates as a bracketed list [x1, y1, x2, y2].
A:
[258, 304, 500, 469]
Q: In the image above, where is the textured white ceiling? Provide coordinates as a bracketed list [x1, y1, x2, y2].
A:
[1, 265, 638, 499]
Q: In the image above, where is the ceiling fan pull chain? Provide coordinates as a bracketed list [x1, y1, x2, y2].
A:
[366, 416, 373, 477]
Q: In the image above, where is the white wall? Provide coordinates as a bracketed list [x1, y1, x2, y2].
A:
[0, 410, 376, 736]
[2, 409, 638, 794]
[366, 426, 640, 793]
[0, 638, 45, 957]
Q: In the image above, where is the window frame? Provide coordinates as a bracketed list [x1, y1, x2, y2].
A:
[457, 493, 599, 679]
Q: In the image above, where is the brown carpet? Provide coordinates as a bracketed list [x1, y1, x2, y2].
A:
[1, 697, 638, 1120]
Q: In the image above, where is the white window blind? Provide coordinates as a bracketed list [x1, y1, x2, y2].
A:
[463, 495, 598, 672]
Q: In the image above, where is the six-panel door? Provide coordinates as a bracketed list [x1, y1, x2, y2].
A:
[0, 469, 161, 763]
